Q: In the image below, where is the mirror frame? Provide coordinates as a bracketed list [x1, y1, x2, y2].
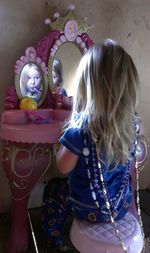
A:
[47, 7, 93, 93]
[14, 47, 48, 107]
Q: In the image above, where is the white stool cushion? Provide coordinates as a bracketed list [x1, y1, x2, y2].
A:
[70, 212, 143, 253]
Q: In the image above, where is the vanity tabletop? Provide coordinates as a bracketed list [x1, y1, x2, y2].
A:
[0, 109, 70, 144]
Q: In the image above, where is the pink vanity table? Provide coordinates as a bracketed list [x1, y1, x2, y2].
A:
[0, 4, 93, 252]
[0, 109, 70, 253]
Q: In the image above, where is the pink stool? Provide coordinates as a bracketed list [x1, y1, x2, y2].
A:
[70, 212, 143, 253]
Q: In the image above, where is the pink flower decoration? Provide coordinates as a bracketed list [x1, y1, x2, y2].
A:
[36, 57, 42, 64]
[26, 47, 36, 60]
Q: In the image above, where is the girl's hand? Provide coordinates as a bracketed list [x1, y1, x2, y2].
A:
[62, 96, 73, 110]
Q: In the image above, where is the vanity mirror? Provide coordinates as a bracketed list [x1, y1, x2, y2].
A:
[15, 47, 48, 107]
[46, 4, 93, 97]
[6, 4, 93, 111]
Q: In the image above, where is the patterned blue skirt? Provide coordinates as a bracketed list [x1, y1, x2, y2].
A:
[41, 177, 132, 249]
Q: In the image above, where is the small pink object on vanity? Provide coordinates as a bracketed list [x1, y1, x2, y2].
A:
[1, 108, 70, 143]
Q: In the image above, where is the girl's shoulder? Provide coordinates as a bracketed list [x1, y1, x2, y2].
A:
[59, 127, 83, 155]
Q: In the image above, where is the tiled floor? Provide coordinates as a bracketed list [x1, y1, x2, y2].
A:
[0, 190, 150, 253]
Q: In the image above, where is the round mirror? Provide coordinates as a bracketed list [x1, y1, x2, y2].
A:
[49, 42, 82, 96]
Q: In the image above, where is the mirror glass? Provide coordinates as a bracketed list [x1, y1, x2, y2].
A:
[50, 42, 82, 96]
[18, 63, 46, 105]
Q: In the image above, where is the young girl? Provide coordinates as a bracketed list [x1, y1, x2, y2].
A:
[42, 39, 145, 251]
[20, 63, 42, 102]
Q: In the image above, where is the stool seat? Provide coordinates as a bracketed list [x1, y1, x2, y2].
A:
[70, 212, 143, 253]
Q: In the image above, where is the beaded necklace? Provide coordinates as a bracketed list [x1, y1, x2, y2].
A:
[134, 131, 148, 253]
[83, 129, 147, 253]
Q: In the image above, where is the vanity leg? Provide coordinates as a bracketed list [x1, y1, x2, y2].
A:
[1, 141, 51, 253]
[6, 197, 29, 253]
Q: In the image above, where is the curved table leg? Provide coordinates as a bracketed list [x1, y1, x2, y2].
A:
[6, 197, 29, 253]
[2, 141, 51, 253]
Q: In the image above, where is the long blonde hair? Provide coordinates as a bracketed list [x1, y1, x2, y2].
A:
[69, 39, 140, 164]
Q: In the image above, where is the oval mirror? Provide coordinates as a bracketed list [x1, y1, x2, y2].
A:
[19, 63, 44, 101]
[15, 47, 48, 107]
[50, 42, 82, 96]
[48, 21, 93, 98]
[47, 6, 93, 109]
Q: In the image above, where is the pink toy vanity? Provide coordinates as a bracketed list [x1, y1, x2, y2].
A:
[0, 109, 70, 253]
[0, 4, 93, 253]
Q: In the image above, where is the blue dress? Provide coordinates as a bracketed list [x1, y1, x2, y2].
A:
[59, 127, 134, 222]
[41, 127, 135, 248]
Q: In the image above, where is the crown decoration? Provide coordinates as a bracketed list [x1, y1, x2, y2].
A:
[14, 47, 48, 75]
[45, 4, 93, 34]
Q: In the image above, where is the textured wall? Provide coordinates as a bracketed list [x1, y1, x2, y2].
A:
[108, 0, 150, 189]
[0, 0, 149, 212]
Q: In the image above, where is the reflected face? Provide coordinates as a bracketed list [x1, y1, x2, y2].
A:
[52, 70, 61, 86]
[27, 67, 42, 92]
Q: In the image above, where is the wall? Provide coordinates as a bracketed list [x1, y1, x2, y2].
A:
[108, 0, 150, 189]
[0, 0, 111, 212]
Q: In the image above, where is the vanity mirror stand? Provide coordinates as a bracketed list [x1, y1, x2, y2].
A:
[0, 4, 93, 253]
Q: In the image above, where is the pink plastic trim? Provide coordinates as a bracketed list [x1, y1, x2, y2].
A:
[0, 109, 70, 143]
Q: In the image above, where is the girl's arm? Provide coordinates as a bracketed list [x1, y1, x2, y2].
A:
[56, 145, 79, 174]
